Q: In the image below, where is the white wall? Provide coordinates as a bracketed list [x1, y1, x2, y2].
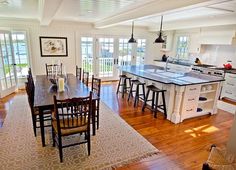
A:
[0, 19, 158, 75]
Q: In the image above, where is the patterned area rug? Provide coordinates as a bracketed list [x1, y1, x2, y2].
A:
[0, 95, 160, 170]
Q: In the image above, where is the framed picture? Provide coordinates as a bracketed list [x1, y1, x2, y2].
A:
[39, 36, 68, 57]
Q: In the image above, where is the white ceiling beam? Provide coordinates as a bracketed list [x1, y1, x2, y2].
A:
[94, 0, 232, 28]
[148, 14, 236, 31]
[38, 0, 63, 26]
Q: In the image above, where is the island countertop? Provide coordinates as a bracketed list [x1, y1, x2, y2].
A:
[120, 65, 225, 86]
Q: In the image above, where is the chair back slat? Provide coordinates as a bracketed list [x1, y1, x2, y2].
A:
[82, 70, 89, 86]
[92, 75, 101, 97]
[46, 63, 63, 76]
[53, 92, 92, 132]
[76, 66, 82, 80]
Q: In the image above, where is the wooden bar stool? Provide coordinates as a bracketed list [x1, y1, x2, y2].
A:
[128, 79, 145, 107]
[116, 75, 131, 98]
[142, 85, 167, 118]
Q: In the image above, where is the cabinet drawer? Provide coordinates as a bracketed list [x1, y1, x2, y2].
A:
[224, 81, 236, 88]
[185, 85, 201, 96]
[182, 104, 197, 114]
[225, 73, 236, 79]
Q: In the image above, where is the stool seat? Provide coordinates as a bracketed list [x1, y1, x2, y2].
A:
[132, 79, 145, 85]
[146, 85, 166, 92]
[119, 75, 131, 79]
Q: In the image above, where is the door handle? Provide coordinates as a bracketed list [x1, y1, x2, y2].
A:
[12, 64, 16, 66]
[113, 59, 116, 64]
[116, 59, 118, 64]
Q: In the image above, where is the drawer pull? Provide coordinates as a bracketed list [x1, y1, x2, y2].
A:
[188, 98, 195, 101]
[227, 83, 235, 86]
[189, 88, 196, 91]
[186, 109, 193, 112]
[225, 91, 233, 94]
[229, 75, 236, 79]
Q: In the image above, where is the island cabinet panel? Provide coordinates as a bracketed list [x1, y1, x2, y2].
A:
[221, 73, 236, 100]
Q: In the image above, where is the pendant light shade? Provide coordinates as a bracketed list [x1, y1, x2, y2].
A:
[154, 15, 165, 43]
[128, 21, 137, 43]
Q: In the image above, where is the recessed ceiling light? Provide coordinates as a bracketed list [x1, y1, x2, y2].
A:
[87, 10, 93, 13]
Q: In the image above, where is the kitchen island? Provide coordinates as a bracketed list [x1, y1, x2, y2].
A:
[120, 65, 225, 124]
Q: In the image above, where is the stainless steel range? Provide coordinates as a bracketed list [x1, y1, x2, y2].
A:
[191, 65, 225, 77]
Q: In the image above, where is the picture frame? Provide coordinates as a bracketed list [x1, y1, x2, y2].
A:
[39, 36, 68, 57]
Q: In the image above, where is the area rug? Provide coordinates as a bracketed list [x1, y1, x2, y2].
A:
[0, 95, 160, 170]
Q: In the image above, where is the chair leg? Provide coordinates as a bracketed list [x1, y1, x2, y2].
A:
[32, 115, 37, 137]
[87, 131, 91, 156]
[142, 84, 145, 101]
[52, 126, 55, 147]
[202, 162, 211, 170]
[127, 82, 134, 101]
[122, 78, 127, 98]
[151, 91, 155, 109]
[142, 89, 150, 112]
[154, 92, 159, 118]
[116, 78, 121, 94]
[58, 135, 63, 162]
[161, 91, 167, 118]
[96, 103, 100, 129]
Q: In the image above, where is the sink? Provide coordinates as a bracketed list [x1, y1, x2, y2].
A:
[158, 71, 185, 78]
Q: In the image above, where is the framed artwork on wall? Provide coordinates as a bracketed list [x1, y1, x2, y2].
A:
[39, 36, 68, 57]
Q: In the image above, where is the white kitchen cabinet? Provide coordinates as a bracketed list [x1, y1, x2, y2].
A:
[161, 32, 174, 51]
[221, 73, 236, 100]
[189, 34, 201, 53]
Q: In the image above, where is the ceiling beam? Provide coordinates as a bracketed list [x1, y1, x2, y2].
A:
[38, 0, 63, 26]
[94, 0, 232, 28]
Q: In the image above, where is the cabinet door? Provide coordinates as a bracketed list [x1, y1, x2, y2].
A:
[189, 34, 200, 53]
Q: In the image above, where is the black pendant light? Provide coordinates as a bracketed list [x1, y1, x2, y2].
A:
[154, 15, 165, 43]
[128, 21, 137, 43]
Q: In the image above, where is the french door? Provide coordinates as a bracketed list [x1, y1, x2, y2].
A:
[0, 31, 17, 98]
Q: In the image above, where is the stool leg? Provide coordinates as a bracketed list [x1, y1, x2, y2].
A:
[122, 78, 127, 98]
[162, 91, 167, 118]
[142, 84, 145, 101]
[142, 89, 150, 112]
[134, 85, 139, 107]
[154, 92, 159, 118]
[151, 91, 155, 109]
[116, 78, 121, 94]
[128, 82, 134, 101]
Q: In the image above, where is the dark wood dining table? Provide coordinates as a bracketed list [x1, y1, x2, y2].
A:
[34, 74, 98, 147]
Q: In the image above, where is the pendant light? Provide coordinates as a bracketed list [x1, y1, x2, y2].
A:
[154, 15, 165, 43]
[128, 21, 137, 43]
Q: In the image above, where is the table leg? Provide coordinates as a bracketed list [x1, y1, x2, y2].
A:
[39, 108, 45, 147]
[92, 101, 96, 136]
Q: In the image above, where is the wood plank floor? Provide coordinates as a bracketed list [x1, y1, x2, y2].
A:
[0, 82, 234, 170]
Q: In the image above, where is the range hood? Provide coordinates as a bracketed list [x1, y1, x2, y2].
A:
[232, 32, 236, 45]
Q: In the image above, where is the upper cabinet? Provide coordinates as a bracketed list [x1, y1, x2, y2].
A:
[189, 33, 201, 53]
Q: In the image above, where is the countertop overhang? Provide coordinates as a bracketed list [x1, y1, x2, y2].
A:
[119, 65, 225, 86]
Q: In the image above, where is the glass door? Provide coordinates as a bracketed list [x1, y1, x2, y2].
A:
[118, 38, 132, 67]
[0, 31, 17, 98]
[81, 37, 94, 76]
[12, 32, 29, 88]
[96, 38, 116, 80]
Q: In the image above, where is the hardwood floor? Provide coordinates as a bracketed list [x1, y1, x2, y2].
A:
[0, 83, 234, 170]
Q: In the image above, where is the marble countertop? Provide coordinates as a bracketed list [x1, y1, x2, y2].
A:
[119, 65, 225, 86]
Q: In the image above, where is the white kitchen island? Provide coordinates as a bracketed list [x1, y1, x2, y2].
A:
[120, 65, 225, 124]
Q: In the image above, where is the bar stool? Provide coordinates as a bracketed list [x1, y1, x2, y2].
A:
[142, 85, 167, 118]
[128, 79, 145, 107]
[116, 75, 131, 98]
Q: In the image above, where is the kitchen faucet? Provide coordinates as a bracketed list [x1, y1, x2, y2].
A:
[165, 56, 170, 72]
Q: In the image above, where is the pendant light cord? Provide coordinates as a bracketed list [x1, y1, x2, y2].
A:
[160, 16, 163, 33]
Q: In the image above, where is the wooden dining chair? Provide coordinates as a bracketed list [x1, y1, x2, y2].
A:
[82, 70, 89, 86]
[25, 76, 51, 137]
[45, 63, 62, 76]
[91, 75, 101, 129]
[52, 91, 92, 162]
[76, 66, 82, 80]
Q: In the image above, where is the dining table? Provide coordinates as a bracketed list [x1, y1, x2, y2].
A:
[34, 74, 98, 147]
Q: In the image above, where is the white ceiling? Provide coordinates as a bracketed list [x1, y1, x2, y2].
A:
[0, 0, 235, 30]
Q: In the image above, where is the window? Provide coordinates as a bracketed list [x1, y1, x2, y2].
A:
[81, 37, 93, 75]
[118, 38, 132, 66]
[136, 39, 146, 65]
[176, 36, 189, 59]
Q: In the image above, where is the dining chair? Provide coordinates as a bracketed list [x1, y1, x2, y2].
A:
[76, 66, 82, 80]
[91, 75, 101, 129]
[25, 76, 51, 137]
[45, 63, 62, 76]
[82, 70, 89, 86]
[52, 91, 92, 162]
